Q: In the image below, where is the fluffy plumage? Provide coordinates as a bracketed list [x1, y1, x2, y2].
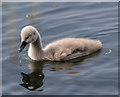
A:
[19, 25, 102, 61]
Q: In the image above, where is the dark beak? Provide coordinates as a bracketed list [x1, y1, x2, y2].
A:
[18, 41, 28, 52]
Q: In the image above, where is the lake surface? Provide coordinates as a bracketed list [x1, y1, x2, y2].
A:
[2, 2, 118, 95]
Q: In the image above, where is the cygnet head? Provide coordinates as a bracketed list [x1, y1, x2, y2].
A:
[19, 25, 39, 52]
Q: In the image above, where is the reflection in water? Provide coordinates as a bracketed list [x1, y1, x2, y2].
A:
[20, 50, 101, 91]
[20, 61, 44, 91]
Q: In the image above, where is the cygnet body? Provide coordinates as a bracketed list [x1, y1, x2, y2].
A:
[19, 26, 102, 61]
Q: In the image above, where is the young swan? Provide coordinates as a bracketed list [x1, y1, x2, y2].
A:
[19, 26, 102, 61]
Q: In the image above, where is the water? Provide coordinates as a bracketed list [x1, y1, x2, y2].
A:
[2, 2, 118, 95]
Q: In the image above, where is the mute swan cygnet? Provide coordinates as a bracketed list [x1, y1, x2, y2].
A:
[19, 26, 102, 61]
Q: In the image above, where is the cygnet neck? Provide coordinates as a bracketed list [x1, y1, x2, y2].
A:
[28, 35, 43, 60]
[31, 36, 42, 49]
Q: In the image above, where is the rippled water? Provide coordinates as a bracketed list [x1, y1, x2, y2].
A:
[2, 2, 118, 95]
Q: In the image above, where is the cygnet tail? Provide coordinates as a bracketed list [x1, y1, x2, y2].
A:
[96, 40, 102, 50]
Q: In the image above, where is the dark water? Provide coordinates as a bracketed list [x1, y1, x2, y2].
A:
[2, 2, 118, 95]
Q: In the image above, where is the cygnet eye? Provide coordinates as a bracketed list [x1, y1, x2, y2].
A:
[26, 36, 29, 40]
[26, 35, 32, 40]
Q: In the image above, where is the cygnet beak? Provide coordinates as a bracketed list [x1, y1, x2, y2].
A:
[18, 41, 28, 52]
